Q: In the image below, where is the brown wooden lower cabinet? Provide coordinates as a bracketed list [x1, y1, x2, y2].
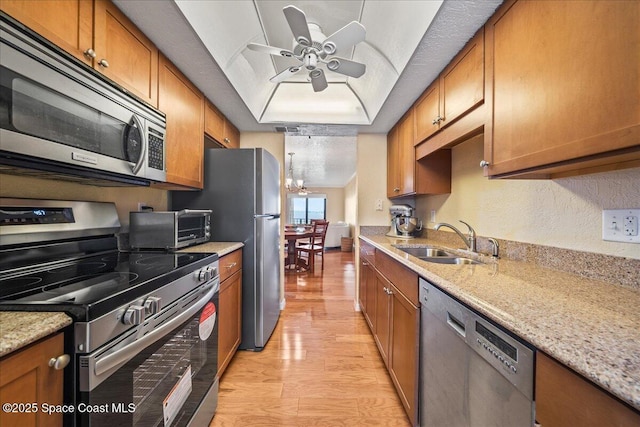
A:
[536, 352, 640, 427]
[358, 239, 419, 426]
[0, 333, 65, 427]
[217, 249, 242, 378]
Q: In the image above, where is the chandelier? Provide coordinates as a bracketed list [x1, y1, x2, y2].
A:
[285, 152, 307, 194]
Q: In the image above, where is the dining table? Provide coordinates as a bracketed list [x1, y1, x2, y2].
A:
[284, 227, 314, 272]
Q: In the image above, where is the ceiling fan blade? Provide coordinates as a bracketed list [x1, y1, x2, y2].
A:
[270, 66, 302, 83]
[247, 43, 294, 58]
[283, 5, 313, 46]
[321, 21, 366, 56]
[309, 69, 328, 92]
[325, 57, 366, 78]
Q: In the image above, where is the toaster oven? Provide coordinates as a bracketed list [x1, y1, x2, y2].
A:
[129, 210, 212, 250]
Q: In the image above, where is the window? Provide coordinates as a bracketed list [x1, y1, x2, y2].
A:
[288, 195, 326, 224]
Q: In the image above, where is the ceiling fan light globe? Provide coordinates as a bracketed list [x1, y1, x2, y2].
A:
[304, 53, 317, 70]
[322, 41, 336, 55]
[327, 59, 340, 71]
[297, 36, 310, 47]
[310, 69, 322, 79]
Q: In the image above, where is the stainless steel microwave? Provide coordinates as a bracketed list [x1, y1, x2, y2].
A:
[0, 13, 166, 185]
[129, 210, 212, 250]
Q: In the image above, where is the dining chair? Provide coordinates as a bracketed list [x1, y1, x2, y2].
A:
[297, 220, 329, 272]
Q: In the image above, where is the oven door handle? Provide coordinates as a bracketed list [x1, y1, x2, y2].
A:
[94, 283, 216, 377]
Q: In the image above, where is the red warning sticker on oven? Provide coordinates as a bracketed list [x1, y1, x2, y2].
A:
[198, 302, 216, 341]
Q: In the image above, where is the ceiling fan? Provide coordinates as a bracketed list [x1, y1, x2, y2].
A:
[247, 5, 366, 92]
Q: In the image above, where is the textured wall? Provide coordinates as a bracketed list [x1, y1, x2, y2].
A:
[416, 135, 640, 259]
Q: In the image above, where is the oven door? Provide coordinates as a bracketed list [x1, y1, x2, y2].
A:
[78, 280, 219, 427]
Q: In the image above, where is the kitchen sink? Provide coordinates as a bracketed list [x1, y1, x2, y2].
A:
[395, 246, 453, 258]
[420, 257, 481, 265]
[394, 246, 483, 265]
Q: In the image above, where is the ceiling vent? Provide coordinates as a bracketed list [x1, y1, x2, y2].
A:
[274, 125, 301, 133]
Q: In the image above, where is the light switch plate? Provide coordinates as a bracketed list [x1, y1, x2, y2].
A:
[602, 209, 640, 243]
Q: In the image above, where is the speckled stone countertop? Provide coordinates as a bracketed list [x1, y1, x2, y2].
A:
[0, 312, 72, 357]
[178, 242, 243, 257]
[360, 234, 640, 411]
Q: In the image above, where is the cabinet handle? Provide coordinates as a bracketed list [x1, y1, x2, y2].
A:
[362, 262, 369, 266]
[98, 59, 109, 68]
[432, 118, 439, 125]
[480, 160, 490, 168]
[48, 354, 70, 370]
[224, 137, 230, 143]
[225, 262, 237, 269]
[83, 48, 96, 59]
[393, 187, 400, 192]
[387, 288, 393, 295]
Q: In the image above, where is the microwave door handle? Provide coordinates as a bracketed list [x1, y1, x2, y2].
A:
[130, 114, 147, 175]
[177, 209, 213, 216]
[93, 282, 216, 377]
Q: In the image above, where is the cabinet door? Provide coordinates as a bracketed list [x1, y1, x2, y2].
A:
[0, 333, 65, 427]
[218, 269, 242, 378]
[93, 0, 158, 106]
[0, 0, 94, 66]
[414, 82, 440, 143]
[389, 285, 419, 426]
[224, 119, 240, 149]
[536, 352, 640, 427]
[360, 260, 377, 332]
[485, 0, 640, 177]
[386, 125, 400, 197]
[374, 272, 391, 367]
[204, 100, 225, 144]
[158, 54, 204, 189]
[397, 111, 415, 196]
[440, 28, 484, 129]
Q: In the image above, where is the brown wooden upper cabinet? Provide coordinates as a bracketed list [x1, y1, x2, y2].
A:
[483, 0, 640, 178]
[387, 112, 415, 197]
[1, 0, 159, 107]
[158, 54, 204, 189]
[388, 110, 452, 199]
[414, 29, 484, 147]
[204, 101, 240, 149]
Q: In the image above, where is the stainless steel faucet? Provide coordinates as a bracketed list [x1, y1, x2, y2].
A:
[487, 238, 500, 258]
[434, 220, 477, 252]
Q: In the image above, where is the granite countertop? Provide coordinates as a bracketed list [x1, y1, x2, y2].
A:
[360, 234, 640, 411]
[0, 312, 72, 358]
[178, 241, 243, 257]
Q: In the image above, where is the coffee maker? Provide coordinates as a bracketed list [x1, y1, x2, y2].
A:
[386, 204, 423, 238]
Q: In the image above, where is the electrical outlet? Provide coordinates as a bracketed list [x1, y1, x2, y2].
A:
[430, 210, 436, 223]
[375, 199, 383, 211]
[137, 202, 146, 212]
[602, 209, 640, 243]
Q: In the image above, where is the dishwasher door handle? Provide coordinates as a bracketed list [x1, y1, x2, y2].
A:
[447, 312, 466, 337]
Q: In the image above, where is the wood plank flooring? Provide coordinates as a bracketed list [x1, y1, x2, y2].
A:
[209, 249, 412, 426]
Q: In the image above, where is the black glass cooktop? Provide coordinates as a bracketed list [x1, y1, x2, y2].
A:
[0, 250, 217, 320]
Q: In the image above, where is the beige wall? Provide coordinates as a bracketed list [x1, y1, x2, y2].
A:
[0, 173, 167, 228]
[345, 174, 357, 238]
[356, 134, 390, 228]
[416, 135, 640, 259]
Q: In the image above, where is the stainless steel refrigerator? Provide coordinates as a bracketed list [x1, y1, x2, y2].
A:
[170, 148, 281, 351]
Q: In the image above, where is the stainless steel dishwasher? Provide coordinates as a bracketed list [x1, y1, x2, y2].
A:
[419, 279, 535, 427]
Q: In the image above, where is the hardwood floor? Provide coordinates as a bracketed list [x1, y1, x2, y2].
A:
[210, 249, 411, 426]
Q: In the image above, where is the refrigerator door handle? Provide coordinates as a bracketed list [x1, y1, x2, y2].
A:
[255, 213, 280, 219]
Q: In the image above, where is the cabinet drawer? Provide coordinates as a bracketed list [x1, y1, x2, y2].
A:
[220, 249, 242, 283]
[359, 239, 376, 265]
[375, 250, 418, 305]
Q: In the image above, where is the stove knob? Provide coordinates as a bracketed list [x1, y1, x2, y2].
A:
[144, 296, 162, 316]
[122, 305, 145, 325]
[195, 269, 207, 281]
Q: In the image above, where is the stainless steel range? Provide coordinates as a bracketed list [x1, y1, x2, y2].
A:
[0, 198, 220, 427]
